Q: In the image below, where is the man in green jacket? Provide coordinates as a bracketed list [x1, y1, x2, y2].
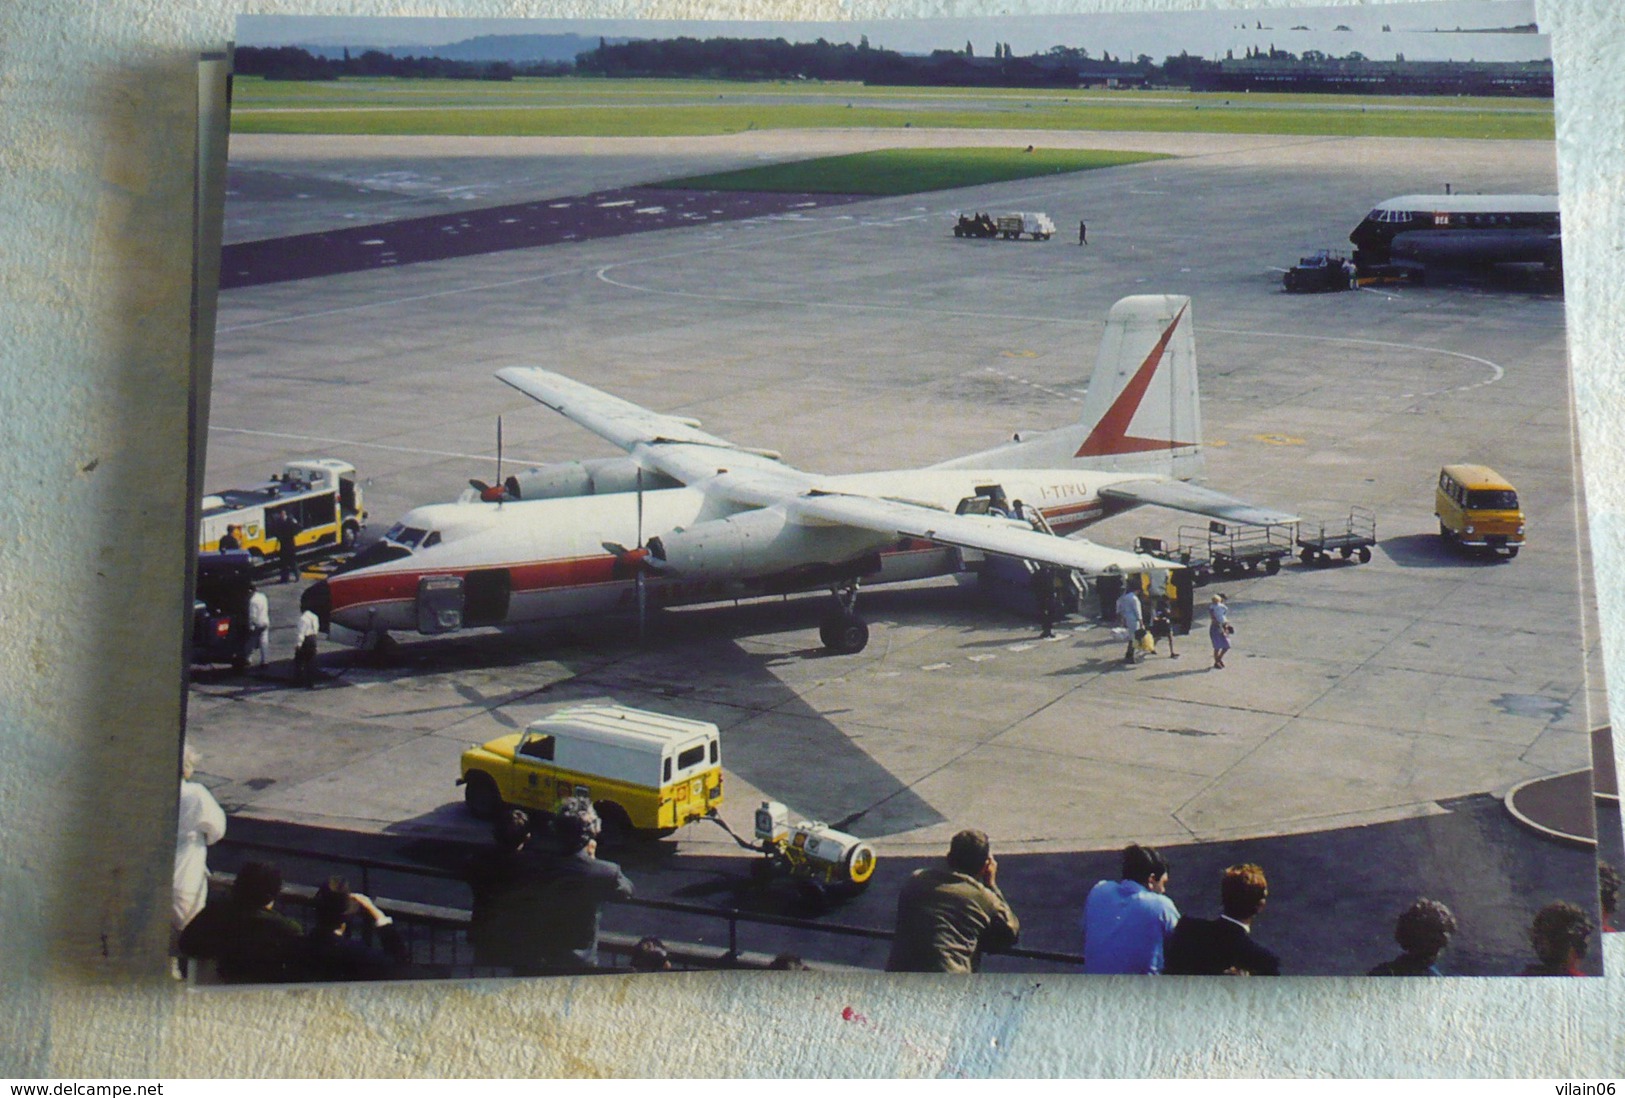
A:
[886, 829, 1020, 973]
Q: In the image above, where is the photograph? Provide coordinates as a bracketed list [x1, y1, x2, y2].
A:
[172, 0, 1612, 983]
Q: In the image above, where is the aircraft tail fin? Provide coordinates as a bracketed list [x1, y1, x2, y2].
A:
[934, 294, 1202, 478]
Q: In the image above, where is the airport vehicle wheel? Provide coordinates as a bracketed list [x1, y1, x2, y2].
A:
[820, 612, 870, 655]
[1265, 557, 1281, 576]
[1191, 567, 1210, 587]
[1358, 546, 1372, 563]
[1315, 552, 1334, 567]
[1505, 547, 1520, 559]
[1299, 548, 1314, 564]
[463, 772, 500, 821]
[594, 800, 633, 846]
[1340, 546, 1353, 560]
[247, 548, 265, 566]
[341, 522, 359, 551]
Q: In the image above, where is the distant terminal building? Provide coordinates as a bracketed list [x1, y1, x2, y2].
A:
[1196, 58, 1552, 97]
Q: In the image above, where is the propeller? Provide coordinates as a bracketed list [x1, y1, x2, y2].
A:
[467, 416, 518, 503]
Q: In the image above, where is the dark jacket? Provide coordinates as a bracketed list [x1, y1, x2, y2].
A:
[179, 901, 307, 984]
[1163, 915, 1280, 976]
[885, 867, 1020, 973]
[464, 845, 541, 969]
[305, 923, 410, 982]
[523, 850, 634, 971]
[1368, 952, 1442, 976]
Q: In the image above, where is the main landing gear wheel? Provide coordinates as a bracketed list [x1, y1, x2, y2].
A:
[463, 771, 500, 821]
[819, 582, 870, 655]
[819, 611, 870, 655]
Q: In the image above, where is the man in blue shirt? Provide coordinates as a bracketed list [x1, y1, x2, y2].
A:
[1082, 844, 1180, 974]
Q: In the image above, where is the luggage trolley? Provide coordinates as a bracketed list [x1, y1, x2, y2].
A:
[1297, 507, 1377, 566]
[1186, 521, 1297, 579]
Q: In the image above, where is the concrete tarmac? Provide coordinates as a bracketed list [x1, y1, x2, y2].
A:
[193, 126, 1604, 969]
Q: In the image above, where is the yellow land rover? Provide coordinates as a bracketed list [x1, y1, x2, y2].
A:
[1436, 464, 1525, 558]
[459, 704, 722, 839]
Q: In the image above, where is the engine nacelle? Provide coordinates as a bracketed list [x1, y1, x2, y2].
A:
[645, 507, 887, 581]
[508, 457, 681, 500]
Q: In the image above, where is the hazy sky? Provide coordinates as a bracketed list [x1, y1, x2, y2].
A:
[240, 1, 1548, 64]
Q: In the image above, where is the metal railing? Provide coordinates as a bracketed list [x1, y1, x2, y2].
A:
[208, 835, 1090, 975]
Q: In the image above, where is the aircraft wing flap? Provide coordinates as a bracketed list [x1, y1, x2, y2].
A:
[792, 492, 1172, 575]
[1100, 479, 1299, 527]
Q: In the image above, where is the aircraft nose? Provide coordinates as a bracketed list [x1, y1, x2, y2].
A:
[300, 579, 330, 629]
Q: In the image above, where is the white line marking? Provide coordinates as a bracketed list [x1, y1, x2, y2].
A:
[1203, 324, 1506, 393]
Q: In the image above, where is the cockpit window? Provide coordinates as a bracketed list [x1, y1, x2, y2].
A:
[332, 540, 411, 574]
[423, 531, 441, 548]
[384, 524, 429, 548]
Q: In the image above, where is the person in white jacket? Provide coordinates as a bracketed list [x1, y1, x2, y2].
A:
[174, 744, 227, 932]
[247, 584, 271, 668]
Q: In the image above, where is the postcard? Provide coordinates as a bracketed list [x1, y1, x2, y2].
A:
[174, 0, 1609, 983]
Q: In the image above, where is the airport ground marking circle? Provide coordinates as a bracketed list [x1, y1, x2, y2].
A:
[1204, 324, 1507, 393]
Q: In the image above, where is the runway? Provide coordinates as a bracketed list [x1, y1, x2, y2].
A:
[191, 125, 1603, 971]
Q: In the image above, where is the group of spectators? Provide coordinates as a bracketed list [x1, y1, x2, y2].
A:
[884, 832, 1605, 977]
[179, 739, 1607, 979]
[179, 863, 411, 983]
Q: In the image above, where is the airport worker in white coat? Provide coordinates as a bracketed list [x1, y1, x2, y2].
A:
[247, 583, 271, 667]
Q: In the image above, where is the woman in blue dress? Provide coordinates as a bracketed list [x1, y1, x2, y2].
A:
[1208, 594, 1232, 669]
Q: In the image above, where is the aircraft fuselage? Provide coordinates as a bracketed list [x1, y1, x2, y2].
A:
[307, 467, 1151, 642]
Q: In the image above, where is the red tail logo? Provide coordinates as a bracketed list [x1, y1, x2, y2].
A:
[1075, 304, 1193, 457]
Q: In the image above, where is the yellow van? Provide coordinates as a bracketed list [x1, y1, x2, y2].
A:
[1435, 464, 1525, 558]
[459, 704, 722, 839]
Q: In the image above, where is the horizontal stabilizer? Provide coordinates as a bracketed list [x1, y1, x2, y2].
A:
[1100, 479, 1299, 527]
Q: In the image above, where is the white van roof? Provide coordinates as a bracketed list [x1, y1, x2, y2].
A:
[529, 704, 718, 754]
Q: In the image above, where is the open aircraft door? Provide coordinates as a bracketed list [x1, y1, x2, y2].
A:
[417, 574, 465, 634]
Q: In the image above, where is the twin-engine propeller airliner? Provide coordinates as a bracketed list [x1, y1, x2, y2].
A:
[302, 294, 1295, 654]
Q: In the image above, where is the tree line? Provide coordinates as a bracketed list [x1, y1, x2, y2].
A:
[235, 40, 1177, 86]
[234, 40, 1543, 95]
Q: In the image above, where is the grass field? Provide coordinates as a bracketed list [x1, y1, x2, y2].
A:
[662, 147, 1170, 194]
[230, 76, 1554, 142]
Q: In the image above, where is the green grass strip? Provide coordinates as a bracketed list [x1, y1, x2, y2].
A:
[660, 147, 1169, 194]
[230, 76, 1553, 142]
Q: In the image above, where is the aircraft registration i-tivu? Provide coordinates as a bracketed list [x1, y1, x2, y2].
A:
[301, 294, 1297, 655]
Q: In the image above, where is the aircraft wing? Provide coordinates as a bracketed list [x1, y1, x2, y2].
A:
[792, 491, 1174, 576]
[499, 366, 1174, 574]
[1099, 478, 1299, 527]
[497, 365, 792, 488]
